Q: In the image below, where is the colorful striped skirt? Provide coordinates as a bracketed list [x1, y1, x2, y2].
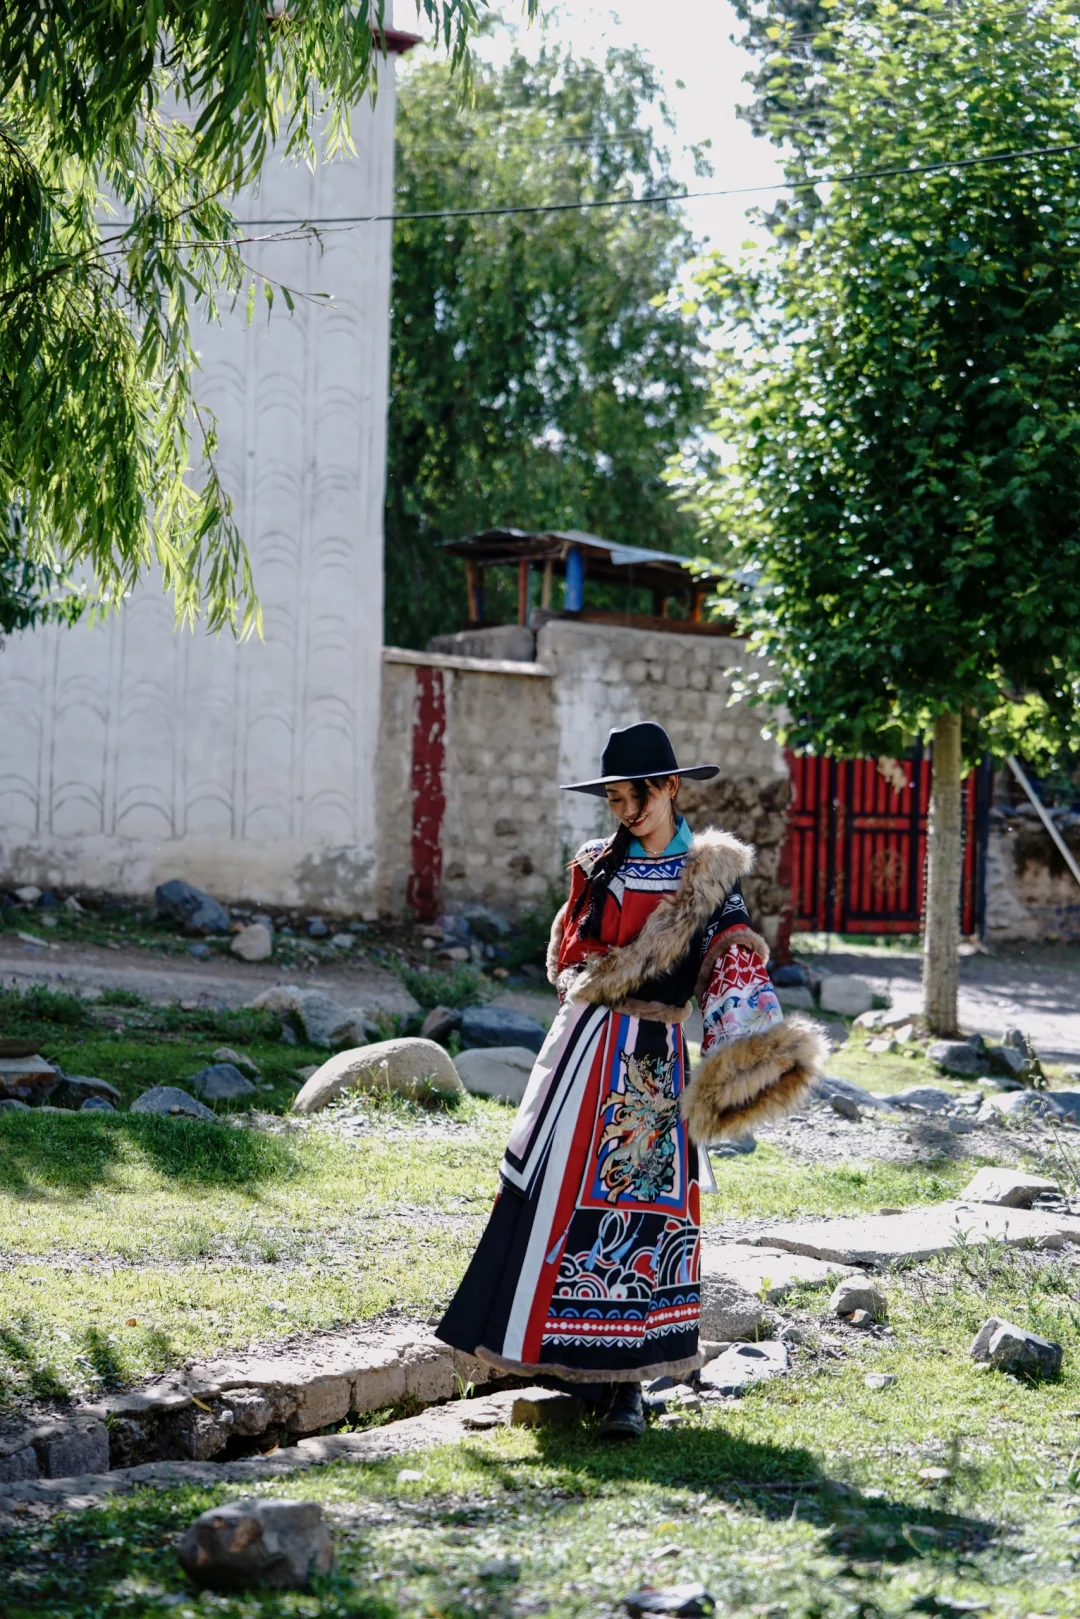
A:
[436, 998, 703, 1383]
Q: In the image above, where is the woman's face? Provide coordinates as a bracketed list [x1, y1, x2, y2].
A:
[604, 777, 678, 846]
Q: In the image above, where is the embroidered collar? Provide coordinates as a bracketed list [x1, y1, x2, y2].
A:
[628, 815, 693, 860]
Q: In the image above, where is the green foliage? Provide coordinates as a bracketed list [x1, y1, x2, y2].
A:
[0, 985, 92, 1029]
[684, 1, 1080, 764]
[399, 961, 488, 1009]
[0, 1, 536, 637]
[386, 41, 711, 646]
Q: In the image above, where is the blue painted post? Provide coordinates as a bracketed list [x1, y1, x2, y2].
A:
[564, 546, 584, 612]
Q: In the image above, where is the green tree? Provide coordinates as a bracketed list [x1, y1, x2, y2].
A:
[0, 0, 534, 637]
[684, 0, 1080, 1032]
[386, 41, 711, 648]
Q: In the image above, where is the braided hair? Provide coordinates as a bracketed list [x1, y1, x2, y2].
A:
[571, 777, 676, 940]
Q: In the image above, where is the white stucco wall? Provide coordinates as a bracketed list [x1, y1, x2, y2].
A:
[0, 75, 397, 913]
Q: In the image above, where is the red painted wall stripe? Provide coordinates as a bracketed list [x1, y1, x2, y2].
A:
[406, 667, 446, 923]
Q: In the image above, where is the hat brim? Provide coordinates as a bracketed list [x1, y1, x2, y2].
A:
[559, 764, 721, 797]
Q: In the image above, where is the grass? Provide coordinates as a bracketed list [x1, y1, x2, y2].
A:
[0, 1104, 506, 1410]
[6, 1238, 1080, 1617]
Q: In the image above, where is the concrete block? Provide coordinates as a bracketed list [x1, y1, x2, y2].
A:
[398, 1339, 457, 1404]
[351, 1350, 407, 1414]
[510, 1388, 582, 1428]
[33, 1416, 109, 1478]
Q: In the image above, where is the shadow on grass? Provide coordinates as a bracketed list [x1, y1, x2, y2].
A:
[0, 1111, 298, 1197]
[515, 1426, 1000, 1565]
[0, 1322, 71, 1402]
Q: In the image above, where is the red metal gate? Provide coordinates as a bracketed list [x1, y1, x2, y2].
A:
[783, 751, 990, 937]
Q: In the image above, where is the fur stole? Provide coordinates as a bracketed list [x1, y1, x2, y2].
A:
[548, 829, 754, 1005]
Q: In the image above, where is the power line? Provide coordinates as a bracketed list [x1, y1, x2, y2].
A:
[224, 138, 1080, 231]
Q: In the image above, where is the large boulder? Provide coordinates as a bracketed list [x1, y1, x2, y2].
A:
[455, 1046, 535, 1104]
[178, 1498, 333, 1590]
[49, 1075, 122, 1110]
[292, 1039, 463, 1113]
[459, 1005, 548, 1053]
[818, 975, 874, 1017]
[154, 879, 231, 936]
[814, 1074, 886, 1111]
[698, 1270, 769, 1342]
[0, 1054, 59, 1104]
[927, 1040, 983, 1079]
[130, 1085, 216, 1121]
[883, 1086, 954, 1114]
[187, 1064, 258, 1102]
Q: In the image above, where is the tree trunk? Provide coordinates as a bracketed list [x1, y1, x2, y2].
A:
[922, 711, 963, 1036]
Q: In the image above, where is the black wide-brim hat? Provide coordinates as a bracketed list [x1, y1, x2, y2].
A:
[560, 721, 721, 797]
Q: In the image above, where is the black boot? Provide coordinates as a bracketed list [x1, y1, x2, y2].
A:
[598, 1381, 646, 1440]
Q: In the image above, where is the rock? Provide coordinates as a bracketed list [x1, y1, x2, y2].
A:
[830, 1276, 888, 1320]
[188, 1064, 258, 1102]
[459, 1005, 548, 1053]
[80, 1096, 115, 1111]
[230, 924, 273, 962]
[442, 946, 470, 963]
[30, 1415, 110, 1478]
[249, 985, 304, 1014]
[884, 1086, 954, 1113]
[419, 1005, 462, 1043]
[510, 1388, 582, 1427]
[130, 1085, 216, 1121]
[0, 1098, 31, 1111]
[864, 1373, 897, 1389]
[698, 1272, 769, 1342]
[699, 1243, 855, 1302]
[1044, 1090, 1080, 1121]
[1003, 1027, 1036, 1056]
[893, 1023, 915, 1044]
[454, 1046, 534, 1104]
[212, 1047, 260, 1075]
[49, 1075, 122, 1109]
[818, 974, 874, 1016]
[927, 1040, 983, 1078]
[970, 1318, 1063, 1378]
[699, 1341, 788, 1397]
[624, 1584, 716, 1618]
[829, 1093, 861, 1120]
[753, 1200, 1080, 1265]
[961, 1168, 1061, 1207]
[188, 943, 210, 959]
[847, 1309, 875, 1328]
[709, 1135, 757, 1157]
[154, 879, 231, 936]
[0, 1054, 58, 1104]
[292, 1039, 463, 1112]
[988, 1044, 1031, 1079]
[0, 1444, 39, 1481]
[978, 1090, 1063, 1122]
[64, 894, 84, 914]
[917, 1467, 952, 1486]
[14, 884, 42, 903]
[814, 1074, 886, 1111]
[866, 1037, 897, 1055]
[330, 933, 354, 949]
[464, 905, 510, 943]
[177, 1498, 333, 1590]
[294, 991, 359, 1049]
[770, 962, 810, 988]
[307, 918, 329, 938]
[776, 985, 816, 1011]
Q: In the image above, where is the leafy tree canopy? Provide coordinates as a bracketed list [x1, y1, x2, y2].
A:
[386, 38, 711, 648]
[683, 0, 1080, 767]
[0, 0, 535, 638]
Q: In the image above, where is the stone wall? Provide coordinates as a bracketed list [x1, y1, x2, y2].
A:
[0, 83, 399, 916]
[985, 819, 1080, 942]
[376, 620, 790, 942]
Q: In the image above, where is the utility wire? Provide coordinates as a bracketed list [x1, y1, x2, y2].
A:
[225, 138, 1080, 231]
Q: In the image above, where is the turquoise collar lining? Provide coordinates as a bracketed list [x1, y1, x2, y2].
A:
[628, 815, 693, 859]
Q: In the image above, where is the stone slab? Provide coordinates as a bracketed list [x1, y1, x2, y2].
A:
[699, 1341, 789, 1397]
[961, 1167, 1061, 1207]
[700, 1243, 857, 1302]
[750, 1200, 1080, 1265]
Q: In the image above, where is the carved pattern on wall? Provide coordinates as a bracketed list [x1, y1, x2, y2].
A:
[0, 95, 396, 904]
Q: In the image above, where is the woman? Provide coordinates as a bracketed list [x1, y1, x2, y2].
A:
[437, 722, 822, 1438]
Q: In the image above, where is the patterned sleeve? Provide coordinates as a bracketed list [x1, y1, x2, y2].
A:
[699, 943, 784, 1056]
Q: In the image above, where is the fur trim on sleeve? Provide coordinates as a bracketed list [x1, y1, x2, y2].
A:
[570, 829, 754, 1008]
[546, 902, 568, 986]
[680, 1015, 825, 1142]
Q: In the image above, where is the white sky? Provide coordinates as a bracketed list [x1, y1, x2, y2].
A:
[400, 0, 786, 264]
